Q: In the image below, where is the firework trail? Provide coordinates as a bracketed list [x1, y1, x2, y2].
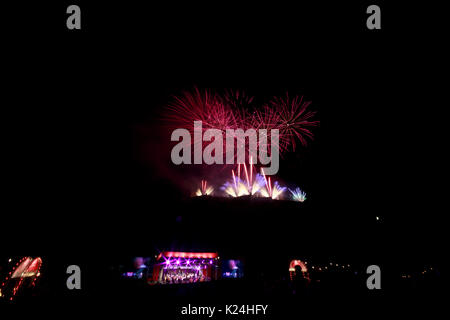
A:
[195, 179, 213, 196]
[221, 160, 266, 197]
[259, 168, 286, 199]
[289, 187, 307, 202]
[224, 89, 254, 110]
[192, 166, 308, 202]
[222, 176, 249, 197]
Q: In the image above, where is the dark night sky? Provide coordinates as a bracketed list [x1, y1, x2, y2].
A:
[1, 1, 444, 268]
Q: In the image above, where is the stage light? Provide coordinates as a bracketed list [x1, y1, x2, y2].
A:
[209, 260, 213, 264]
[166, 259, 171, 265]
[176, 259, 180, 265]
[186, 259, 190, 265]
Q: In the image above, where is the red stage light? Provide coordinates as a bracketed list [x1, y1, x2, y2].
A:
[159, 251, 218, 260]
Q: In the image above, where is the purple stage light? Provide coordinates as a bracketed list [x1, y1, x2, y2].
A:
[176, 259, 180, 265]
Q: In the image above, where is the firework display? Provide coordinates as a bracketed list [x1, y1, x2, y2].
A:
[167, 88, 317, 200]
[195, 180, 214, 196]
[193, 159, 304, 201]
[1, 3, 442, 318]
[0, 257, 42, 301]
[166, 88, 318, 155]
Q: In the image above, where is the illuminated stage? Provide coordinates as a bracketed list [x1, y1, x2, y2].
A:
[150, 251, 220, 284]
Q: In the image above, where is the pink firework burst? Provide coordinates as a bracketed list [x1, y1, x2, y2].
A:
[250, 104, 290, 153]
[269, 93, 319, 151]
[165, 88, 319, 158]
[166, 87, 239, 134]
